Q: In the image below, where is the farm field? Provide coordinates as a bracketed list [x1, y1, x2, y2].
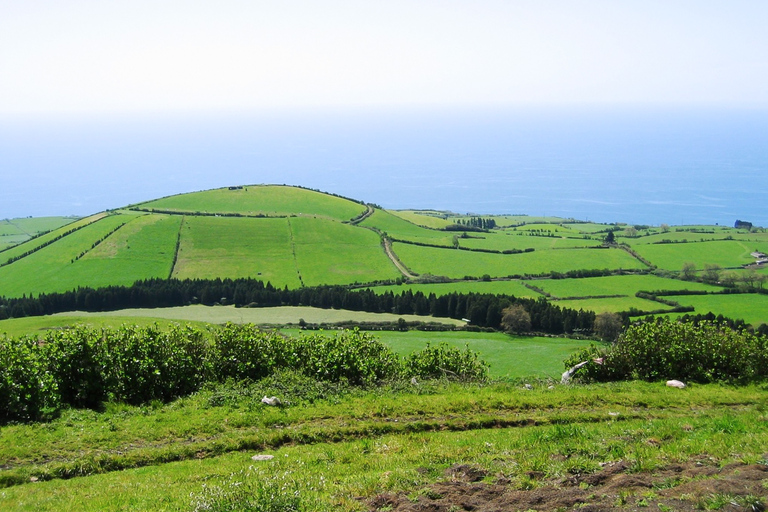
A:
[533, 274, 721, 298]
[172, 216, 301, 287]
[366, 279, 539, 298]
[1, 382, 766, 511]
[632, 239, 768, 270]
[137, 185, 366, 220]
[0, 216, 79, 250]
[457, 231, 599, 251]
[553, 296, 666, 314]
[290, 216, 401, 286]
[393, 242, 646, 279]
[666, 293, 768, 326]
[387, 210, 454, 229]
[361, 209, 454, 245]
[0, 213, 179, 297]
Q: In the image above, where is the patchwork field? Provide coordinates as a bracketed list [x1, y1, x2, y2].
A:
[534, 274, 720, 298]
[632, 239, 768, 270]
[0, 216, 79, 251]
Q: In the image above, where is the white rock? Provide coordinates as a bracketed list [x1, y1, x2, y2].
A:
[251, 454, 275, 461]
[666, 380, 686, 389]
[261, 396, 282, 406]
[524, 384, 533, 390]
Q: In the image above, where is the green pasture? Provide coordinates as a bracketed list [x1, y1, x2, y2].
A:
[373, 330, 595, 379]
[0, 213, 108, 265]
[0, 216, 78, 237]
[0, 235, 28, 251]
[366, 279, 539, 298]
[172, 216, 301, 287]
[534, 274, 721, 298]
[632, 239, 768, 271]
[564, 222, 615, 234]
[624, 228, 767, 246]
[667, 293, 768, 326]
[388, 210, 454, 229]
[0, 315, 213, 339]
[0, 213, 178, 298]
[489, 215, 571, 227]
[137, 185, 366, 221]
[393, 243, 646, 279]
[361, 209, 454, 245]
[290, 217, 400, 286]
[458, 231, 599, 251]
[553, 296, 669, 314]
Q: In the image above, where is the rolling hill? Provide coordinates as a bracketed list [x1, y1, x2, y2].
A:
[0, 184, 766, 325]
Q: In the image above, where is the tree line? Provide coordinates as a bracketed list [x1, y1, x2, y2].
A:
[0, 278, 595, 335]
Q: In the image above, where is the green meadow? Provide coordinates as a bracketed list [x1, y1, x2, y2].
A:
[138, 185, 366, 221]
[667, 293, 768, 326]
[553, 296, 666, 314]
[457, 231, 599, 251]
[632, 239, 768, 270]
[361, 209, 455, 245]
[387, 210, 455, 229]
[367, 279, 539, 298]
[534, 274, 720, 298]
[393, 242, 646, 279]
[0, 216, 79, 251]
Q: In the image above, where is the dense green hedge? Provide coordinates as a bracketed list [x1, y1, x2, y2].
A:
[565, 319, 768, 384]
[0, 324, 488, 423]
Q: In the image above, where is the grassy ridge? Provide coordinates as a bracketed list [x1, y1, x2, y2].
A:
[138, 185, 366, 221]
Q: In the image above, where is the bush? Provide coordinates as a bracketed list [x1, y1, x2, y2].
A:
[404, 342, 489, 381]
[566, 319, 768, 384]
[0, 336, 59, 422]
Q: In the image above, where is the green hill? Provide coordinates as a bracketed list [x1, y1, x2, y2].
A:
[0, 184, 766, 326]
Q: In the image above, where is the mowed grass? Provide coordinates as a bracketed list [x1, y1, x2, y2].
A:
[290, 217, 401, 286]
[535, 274, 722, 298]
[366, 279, 540, 298]
[554, 296, 668, 314]
[138, 185, 366, 221]
[373, 330, 595, 379]
[0, 213, 108, 265]
[458, 231, 599, 251]
[632, 239, 768, 270]
[667, 293, 768, 326]
[172, 216, 301, 288]
[393, 243, 646, 279]
[387, 210, 455, 229]
[0, 213, 182, 298]
[361, 209, 454, 245]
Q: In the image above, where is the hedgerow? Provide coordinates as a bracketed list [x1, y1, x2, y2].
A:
[565, 319, 768, 384]
[0, 324, 488, 424]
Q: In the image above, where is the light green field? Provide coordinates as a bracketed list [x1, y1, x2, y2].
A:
[624, 228, 766, 246]
[0, 305, 464, 338]
[0, 216, 79, 238]
[458, 231, 599, 251]
[554, 296, 669, 314]
[668, 293, 768, 326]
[489, 215, 570, 227]
[372, 330, 595, 379]
[361, 209, 454, 245]
[290, 217, 401, 286]
[393, 243, 646, 279]
[0, 213, 108, 265]
[388, 210, 455, 229]
[534, 274, 721, 298]
[0, 235, 28, 251]
[632, 239, 768, 271]
[172, 216, 301, 287]
[565, 222, 615, 234]
[138, 185, 366, 221]
[0, 213, 179, 298]
[366, 279, 539, 298]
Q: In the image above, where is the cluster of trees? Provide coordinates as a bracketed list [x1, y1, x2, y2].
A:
[454, 217, 497, 230]
[0, 278, 596, 335]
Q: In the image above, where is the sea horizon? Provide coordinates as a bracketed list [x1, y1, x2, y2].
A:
[2, 105, 767, 227]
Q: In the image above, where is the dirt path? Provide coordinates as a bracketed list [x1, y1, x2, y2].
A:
[383, 236, 417, 279]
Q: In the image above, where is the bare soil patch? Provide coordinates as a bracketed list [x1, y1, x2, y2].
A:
[369, 460, 768, 511]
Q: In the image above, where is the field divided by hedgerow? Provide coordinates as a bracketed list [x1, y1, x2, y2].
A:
[367, 279, 539, 298]
[138, 185, 366, 220]
[534, 274, 721, 298]
[387, 210, 455, 229]
[664, 293, 768, 326]
[393, 242, 646, 279]
[361, 209, 454, 245]
[0, 217, 79, 251]
[290, 216, 400, 286]
[0, 214, 181, 298]
[457, 231, 600, 251]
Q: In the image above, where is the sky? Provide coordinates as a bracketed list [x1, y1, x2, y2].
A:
[2, 0, 768, 115]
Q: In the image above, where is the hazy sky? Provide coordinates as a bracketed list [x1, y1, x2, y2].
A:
[2, 0, 767, 115]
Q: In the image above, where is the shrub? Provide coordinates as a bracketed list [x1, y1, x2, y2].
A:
[0, 336, 59, 422]
[404, 342, 489, 381]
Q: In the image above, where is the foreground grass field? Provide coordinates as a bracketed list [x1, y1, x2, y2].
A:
[1, 381, 766, 511]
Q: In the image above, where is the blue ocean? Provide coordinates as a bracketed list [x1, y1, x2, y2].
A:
[2, 106, 766, 226]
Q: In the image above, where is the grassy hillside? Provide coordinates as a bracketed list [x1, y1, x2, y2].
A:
[0, 216, 79, 251]
[137, 185, 366, 221]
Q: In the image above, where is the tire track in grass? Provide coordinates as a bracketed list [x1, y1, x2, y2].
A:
[287, 218, 304, 287]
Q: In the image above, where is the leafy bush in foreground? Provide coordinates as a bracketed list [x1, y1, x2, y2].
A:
[566, 319, 768, 384]
[0, 324, 489, 423]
